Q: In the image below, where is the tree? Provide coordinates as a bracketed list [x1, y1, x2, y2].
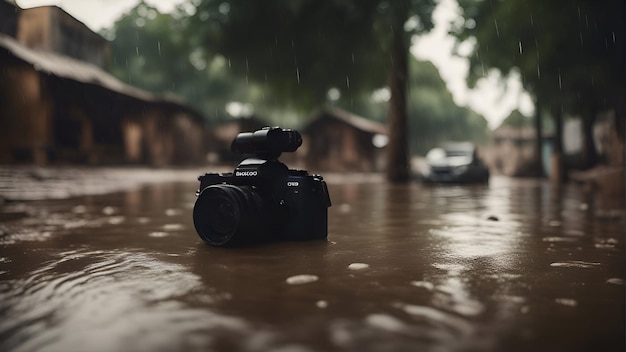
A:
[453, 0, 625, 177]
[103, 1, 256, 123]
[407, 58, 489, 153]
[190, 0, 436, 181]
[105, 3, 193, 94]
[353, 58, 490, 154]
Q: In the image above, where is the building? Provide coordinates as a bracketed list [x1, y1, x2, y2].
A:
[0, 2, 206, 166]
[487, 125, 542, 177]
[16, 5, 110, 68]
[302, 108, 387, 172]
[205, 116, 271, 163]
[0, 0, 18, 37]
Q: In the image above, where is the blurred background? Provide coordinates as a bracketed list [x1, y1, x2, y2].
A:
[0, 2, 624, 350]
[1, 0, 623, 187]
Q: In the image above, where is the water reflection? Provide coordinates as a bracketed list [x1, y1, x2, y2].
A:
[0, 177, 623, 351]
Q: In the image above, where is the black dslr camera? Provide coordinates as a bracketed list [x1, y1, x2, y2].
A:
[193, 127, 331, 246]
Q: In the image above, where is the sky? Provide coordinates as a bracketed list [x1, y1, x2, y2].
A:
[16, 0, 534, 129]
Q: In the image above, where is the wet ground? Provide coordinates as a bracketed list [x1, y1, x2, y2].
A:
[0, 169, 624, 351]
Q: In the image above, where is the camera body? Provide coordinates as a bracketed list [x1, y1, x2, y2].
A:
[193, 127, 331, 246]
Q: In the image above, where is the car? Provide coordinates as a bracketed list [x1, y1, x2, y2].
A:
[423, 142, 489, 183]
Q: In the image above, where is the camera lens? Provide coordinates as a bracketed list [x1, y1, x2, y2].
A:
[193, 185, 262, 246]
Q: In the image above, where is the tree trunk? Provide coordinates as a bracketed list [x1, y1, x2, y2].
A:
[551, 106, 566, 184]
[615, 96, 625, 142]
[386, 8, 410, 183]
[581, 108, 598, 169]
[533, 99, 544, 177]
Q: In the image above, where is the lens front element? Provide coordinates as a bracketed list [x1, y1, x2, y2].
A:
[193, 185, 260, 246]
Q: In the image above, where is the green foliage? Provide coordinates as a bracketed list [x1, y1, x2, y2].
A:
[102, 0, 489, 157]
[102, 1, 251, 122]
[190, 0, 436, 111]
[346, 58, 490, 154]
[453, 0, 624, 116]
[105, 2, 190, 93]
[407, 59, 488, 154]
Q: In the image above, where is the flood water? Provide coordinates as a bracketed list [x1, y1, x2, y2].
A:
[0, 174, 624, 351]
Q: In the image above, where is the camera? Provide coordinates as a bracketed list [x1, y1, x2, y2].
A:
[193, 127, 332, 246]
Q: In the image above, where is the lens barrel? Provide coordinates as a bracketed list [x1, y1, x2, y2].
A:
[193, 185, 262, 246]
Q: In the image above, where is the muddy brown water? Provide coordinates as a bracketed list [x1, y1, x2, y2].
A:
[0, 175, 624, 351]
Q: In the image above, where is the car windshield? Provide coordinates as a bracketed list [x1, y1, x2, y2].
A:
[444, 149, 472, 157]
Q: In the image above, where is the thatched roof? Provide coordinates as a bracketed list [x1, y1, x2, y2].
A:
[0, 33, 201, 119]
[305, 107, 387, 135]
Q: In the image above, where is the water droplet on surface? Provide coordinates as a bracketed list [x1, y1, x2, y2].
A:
[338, 204, 351, 213]
[149, 231, 169, 238]
[165, 208, 182, 216]
[316, 300, 328, 308]
[137, 217, 150, 224]
[102, 206, 117, 215]
[348, 263, 369, 271]
[286, 274, 319, 285]
[163, 224, 184, 231]
[108, 216, 125, 225]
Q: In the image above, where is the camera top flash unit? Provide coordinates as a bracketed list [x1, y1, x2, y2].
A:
[230, 127, 302, 159]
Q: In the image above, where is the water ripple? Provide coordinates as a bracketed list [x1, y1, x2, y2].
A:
[0, 249, 238, 351]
